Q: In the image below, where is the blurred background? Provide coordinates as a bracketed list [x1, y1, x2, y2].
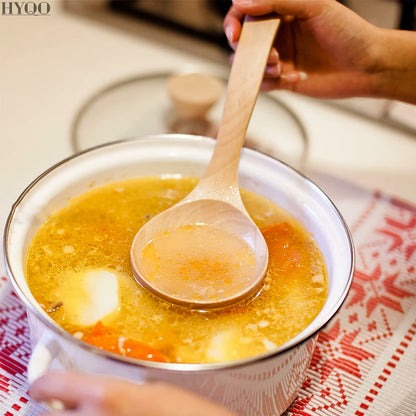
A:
[64, 0, 416, 52]
[64, 0, 416, 57]
[62, 0, 416, 131]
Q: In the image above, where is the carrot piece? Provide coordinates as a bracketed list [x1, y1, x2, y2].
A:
[82, 321, 167, 363]
[261, 222, 303, 269]
[122, 338, 167, 362]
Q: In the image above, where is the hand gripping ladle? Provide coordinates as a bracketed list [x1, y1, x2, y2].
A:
[131, 16, 280, 309]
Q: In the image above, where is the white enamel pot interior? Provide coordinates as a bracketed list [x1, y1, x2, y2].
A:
[4, 135, 354, 416]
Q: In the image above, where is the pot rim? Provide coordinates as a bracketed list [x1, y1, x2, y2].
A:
[3, 134, 355, 373]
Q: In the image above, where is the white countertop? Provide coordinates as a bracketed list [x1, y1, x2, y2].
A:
[1, 0, 416, 229]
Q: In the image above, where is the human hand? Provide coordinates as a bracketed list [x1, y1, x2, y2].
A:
[224, 0, 382, 99]
[29, 371, 237, 416]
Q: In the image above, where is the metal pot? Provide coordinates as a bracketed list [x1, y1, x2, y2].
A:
[4, 135, 354, 416]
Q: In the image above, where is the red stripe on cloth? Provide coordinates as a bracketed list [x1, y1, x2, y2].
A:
[0, 384, 10, 393]
[0, 351, 27, 376]
[389, 196, 416, 214]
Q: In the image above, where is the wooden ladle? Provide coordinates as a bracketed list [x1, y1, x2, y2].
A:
[131, 16, 280, 309]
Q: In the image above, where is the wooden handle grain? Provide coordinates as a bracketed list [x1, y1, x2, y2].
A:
[203, 16, 280, 187]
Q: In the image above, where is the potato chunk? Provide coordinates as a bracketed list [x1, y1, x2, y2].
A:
[56, 269, 119, 326]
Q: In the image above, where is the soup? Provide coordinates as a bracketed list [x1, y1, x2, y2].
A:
[140, 223, 258, 304]
[25, 176, 327, 364]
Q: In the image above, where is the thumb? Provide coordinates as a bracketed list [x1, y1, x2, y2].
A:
[232, 0, 324, 19]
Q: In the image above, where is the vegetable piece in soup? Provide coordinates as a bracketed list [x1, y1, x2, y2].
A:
[25, 176, 328, 364]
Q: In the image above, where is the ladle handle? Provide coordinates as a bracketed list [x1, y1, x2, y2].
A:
[203, 15, 280, 188]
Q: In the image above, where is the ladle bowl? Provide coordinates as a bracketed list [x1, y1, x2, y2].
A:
[131, 194, 269, 308]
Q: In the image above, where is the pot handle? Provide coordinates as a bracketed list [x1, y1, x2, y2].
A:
[27, 332, 68, 410]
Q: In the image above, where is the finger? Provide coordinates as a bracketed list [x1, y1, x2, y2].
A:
[223, 5, 245, 45]
[261, 78, 283, 91]
[260, 71, 308, 90]
[37, 410, 90, 416]
[281, 71, 308, 83]
[233, 0, 323, 19]
[282, 15, 296, 23]
[30, 372, 104, 408]
[229, 47, 279, 64]
[268, 47, 279, 64]
[265, 61, 281, 77]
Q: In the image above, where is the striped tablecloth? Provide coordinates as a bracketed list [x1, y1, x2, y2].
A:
[1, 173, 415, 416]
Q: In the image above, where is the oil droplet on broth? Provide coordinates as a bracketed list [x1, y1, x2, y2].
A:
[141, 224, 257, 302]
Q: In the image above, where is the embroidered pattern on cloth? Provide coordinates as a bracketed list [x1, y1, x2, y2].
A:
[286, 193, 416, 416]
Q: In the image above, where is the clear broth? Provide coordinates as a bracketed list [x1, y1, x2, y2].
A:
[25, 176, 327, 363]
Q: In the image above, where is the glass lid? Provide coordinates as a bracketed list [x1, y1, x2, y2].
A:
[71, 69, 308, 170]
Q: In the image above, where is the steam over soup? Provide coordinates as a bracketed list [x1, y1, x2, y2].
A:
[25, 176, 327, 363]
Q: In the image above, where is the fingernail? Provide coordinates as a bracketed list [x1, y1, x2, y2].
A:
[266, 62, 281, 77]
[299, 72, 308, 81]
[269, 48, 279, 63]
[225, 27, 234, 44]
[280, 73, 298, 83]
[281, 71, 308, 83]
[276, 61, 282, 77]
[234, 0, 253, 5]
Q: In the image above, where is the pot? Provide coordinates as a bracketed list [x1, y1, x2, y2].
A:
[4, 135, 354, 416]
